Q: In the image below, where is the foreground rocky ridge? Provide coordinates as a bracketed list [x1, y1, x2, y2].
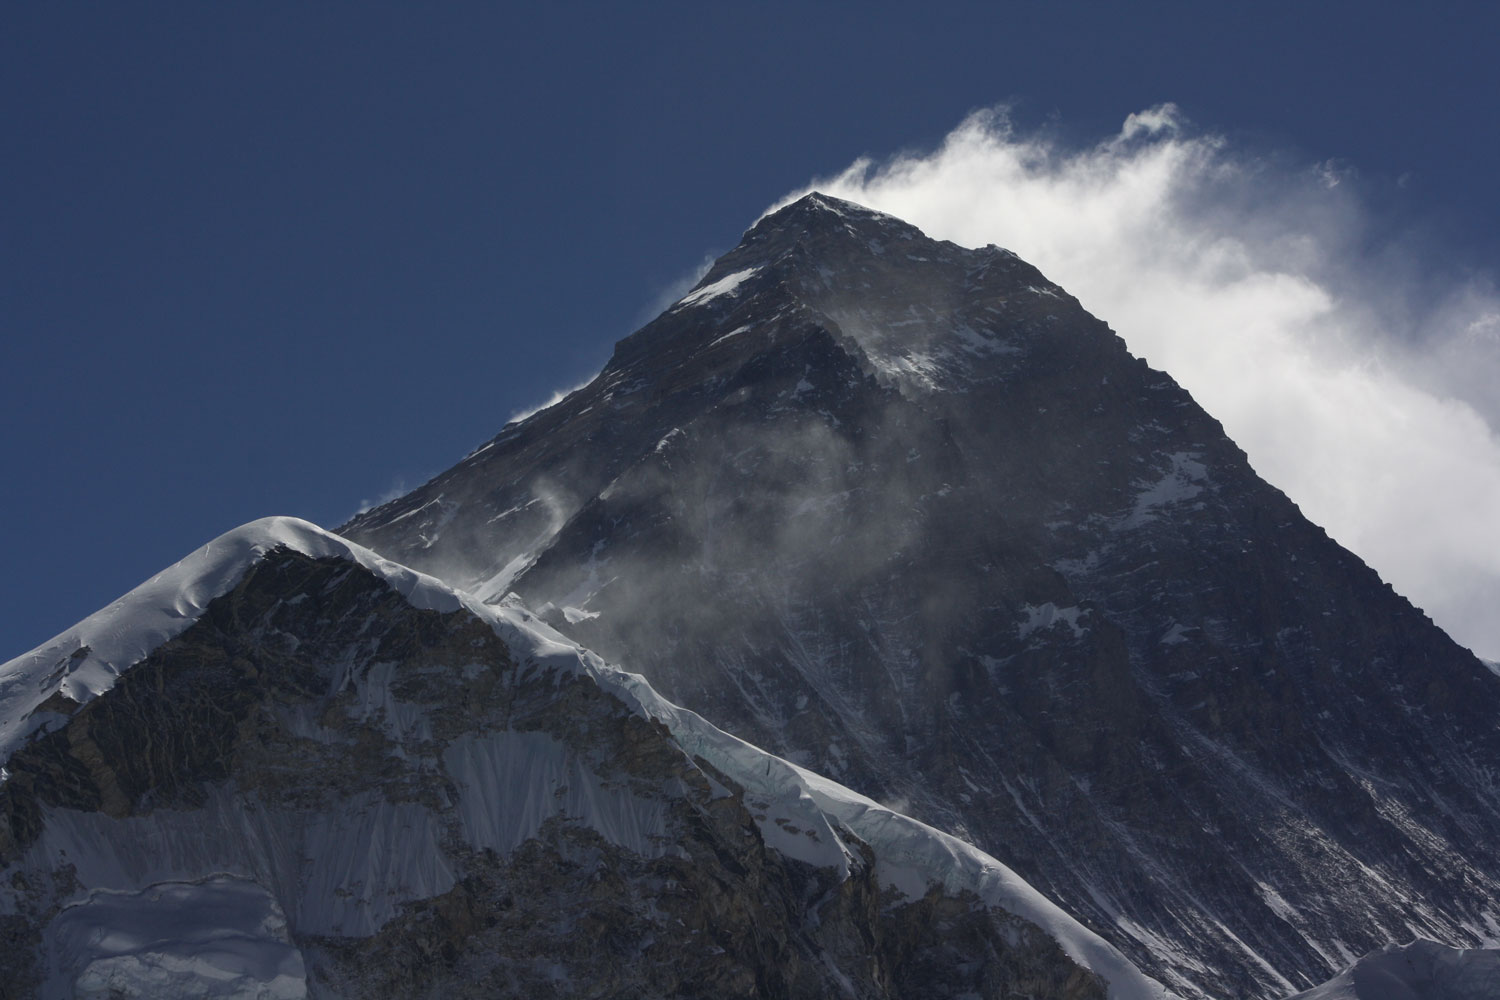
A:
[0, 518, 1154, 999]
[344, 194, 1500, 998]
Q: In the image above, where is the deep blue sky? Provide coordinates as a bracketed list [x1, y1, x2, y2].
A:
[5, 2, 1499, 658]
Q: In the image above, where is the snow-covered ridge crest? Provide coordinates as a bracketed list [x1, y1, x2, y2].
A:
[0, 516, 470, 763]
[591, 660, 1174, 1000]
[0, 516, 1174, 999]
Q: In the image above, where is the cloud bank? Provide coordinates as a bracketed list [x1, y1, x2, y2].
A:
[778, 105, 1500, 661]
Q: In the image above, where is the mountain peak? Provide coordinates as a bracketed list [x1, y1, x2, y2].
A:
[762, 190, 897, 225]
[732, 190, 920, 258]
[336, 194, 1500, 999]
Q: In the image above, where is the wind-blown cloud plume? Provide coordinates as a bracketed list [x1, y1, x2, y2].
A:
[776, 105, 1500, 660]
[505, 375, 601, 426]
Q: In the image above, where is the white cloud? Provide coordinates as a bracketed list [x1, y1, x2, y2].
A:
[777, 105, 1500, 660]
[1119, 102, 1184, 141]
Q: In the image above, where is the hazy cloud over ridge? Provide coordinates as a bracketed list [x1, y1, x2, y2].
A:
[777, 105, 1500, 661]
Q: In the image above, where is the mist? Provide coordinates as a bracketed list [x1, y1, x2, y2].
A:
[774, 105, 1500, 661]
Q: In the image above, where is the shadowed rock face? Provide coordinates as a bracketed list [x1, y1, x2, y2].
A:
[344, 194, 1500, 999]
[0, 547, 1105, 1000]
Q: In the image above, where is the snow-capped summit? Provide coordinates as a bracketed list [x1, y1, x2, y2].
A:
[343, 196, 1500, 999]
[7, 194, 1500, 999]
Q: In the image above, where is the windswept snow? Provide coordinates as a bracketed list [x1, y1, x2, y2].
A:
[674, 267, 759, 309]
[706, 323, 753, 348]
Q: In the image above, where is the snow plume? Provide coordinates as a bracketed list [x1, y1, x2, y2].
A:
[505, 373, 601, 426]
[639, 252, 718, 325]
[352, 479, 413, 521]
[776, 104, 1500, 661]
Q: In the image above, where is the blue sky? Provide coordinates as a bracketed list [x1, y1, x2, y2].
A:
[5, 2, 1500, 660]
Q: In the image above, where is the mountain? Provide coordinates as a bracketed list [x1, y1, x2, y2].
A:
[6, 193, 1500, 1000]
[343, 193, 1500, 999]
[0, 518, 1164, 999]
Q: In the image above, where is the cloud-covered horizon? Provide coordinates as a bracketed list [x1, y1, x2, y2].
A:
[776, 105, 1500, 661]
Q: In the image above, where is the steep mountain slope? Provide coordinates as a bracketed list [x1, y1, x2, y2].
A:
[0, 517, 1165, 1000]
[345, 194, 1500, 999]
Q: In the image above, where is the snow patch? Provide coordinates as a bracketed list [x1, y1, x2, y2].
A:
[866, 350, 943, 391]
[654, 428, 685, 454]
[706, 324, 752, 348]
[1255, 882, 1300, 925]
[43, 875, 306, 1000]
[1019, 603, 1088, 640]
[1121, 452, 1210, 529]
[674, 267, 759, 309]
[950, 322, 1019, 357]
[1159, 622, 1193, 646]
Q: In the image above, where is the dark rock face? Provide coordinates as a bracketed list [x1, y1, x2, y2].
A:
[345, 194, 1500, 999]
[0, 546, 1103, 999]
